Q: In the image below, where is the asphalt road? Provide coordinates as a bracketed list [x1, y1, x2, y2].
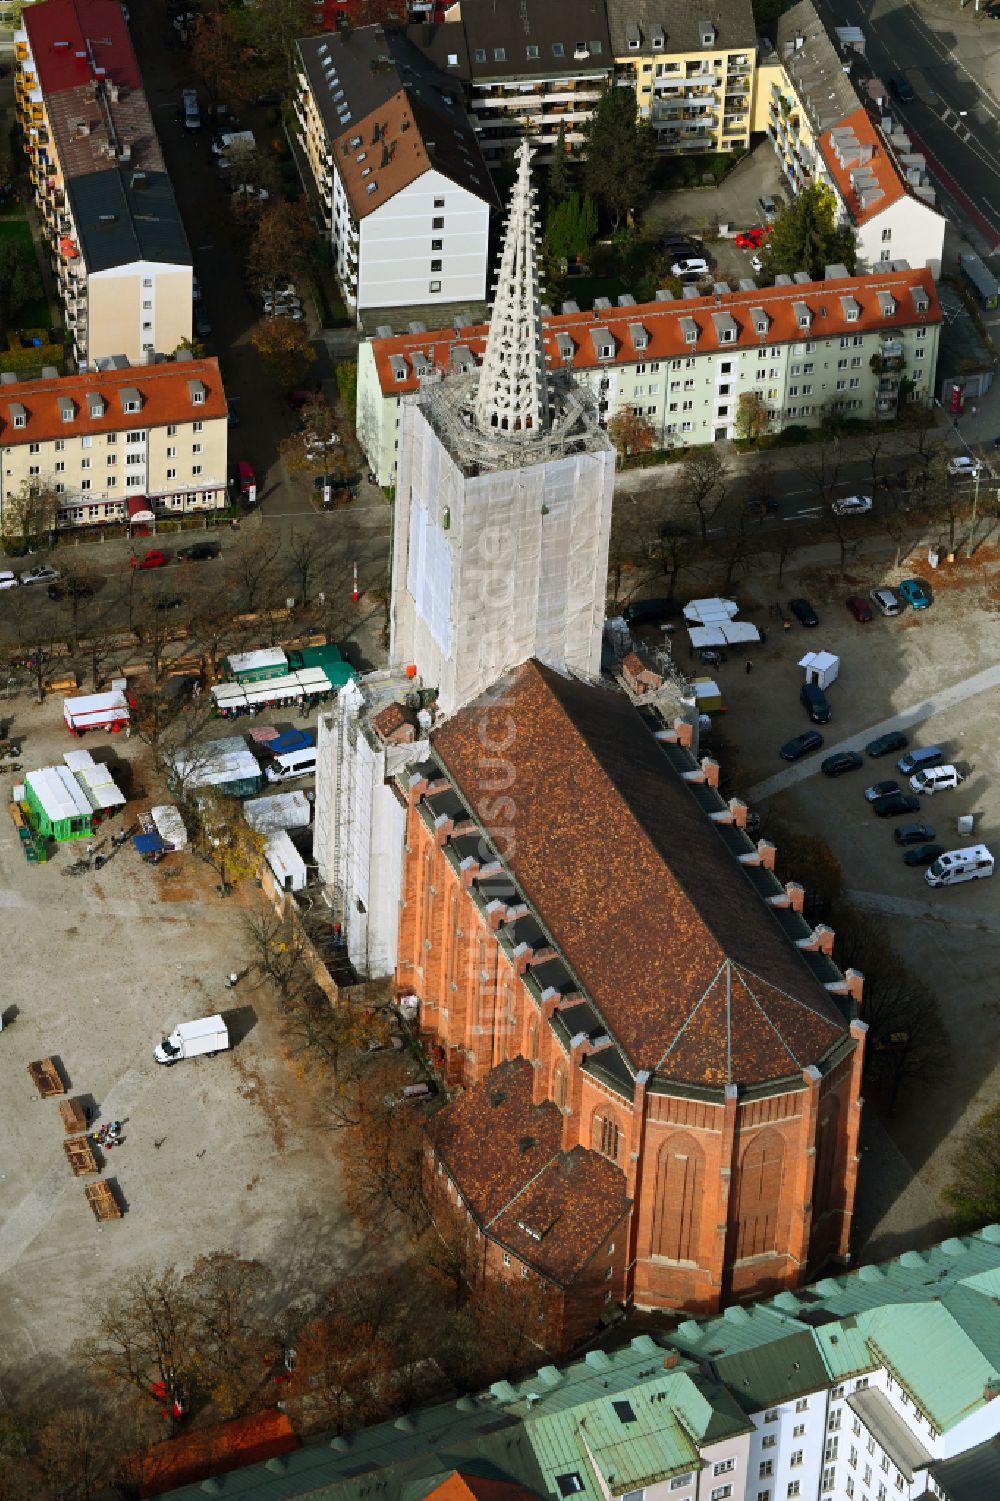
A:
[823, 0, 1000, 250]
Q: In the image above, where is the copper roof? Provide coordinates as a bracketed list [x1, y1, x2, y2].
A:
[432, 1059, 629, 1285]
[431, 661, 847, 1085]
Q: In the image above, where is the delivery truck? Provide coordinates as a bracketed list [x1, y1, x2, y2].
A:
[155, 1015, 230, 1065]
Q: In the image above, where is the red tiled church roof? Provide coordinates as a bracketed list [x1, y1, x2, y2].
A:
[431, 1059, 629, 1286]
[431, 661, 847, 1086]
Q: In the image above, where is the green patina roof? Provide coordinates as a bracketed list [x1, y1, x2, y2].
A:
[159, 1227, 1000, 1500]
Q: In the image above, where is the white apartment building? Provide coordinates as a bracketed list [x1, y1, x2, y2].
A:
[295, 27, 495, 318]
[0, 354, 228, 529]
[357, 266, 942, 487]
[754, 0, 946, 277]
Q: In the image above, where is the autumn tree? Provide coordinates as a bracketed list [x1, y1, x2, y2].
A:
[193, 790, 266, 896]
[607, 406, 655, 465]
[190, 12, 254, 110]
[280, 982, 392, 1116]
[252, 315, 315, 391]
[183, 1254, 282, 1418]
[468, 1270, 549, 1378]
[284, 1311, 399, 1436]
[247, 200, 315, 305]
[1, 477, 59, 551]
[677, 447, 727, 542]
[335, 1078, 429, 1234]
[242, 906, 314, 1010]
[83, 1268, 201, 1433]
[734, 390, 768, 443]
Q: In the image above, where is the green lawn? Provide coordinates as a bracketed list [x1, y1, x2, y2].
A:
[0, 215, 51, 332]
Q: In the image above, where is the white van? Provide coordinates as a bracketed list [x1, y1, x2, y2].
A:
[0, 571, 19, 590]
[155, 1015, 229, 1064]
[926, 845, 994, 887]
[265, 746, 318, 784]
[910, 764, 963, 796]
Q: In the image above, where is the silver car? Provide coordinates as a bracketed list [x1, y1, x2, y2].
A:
[870, 586, 903, 617]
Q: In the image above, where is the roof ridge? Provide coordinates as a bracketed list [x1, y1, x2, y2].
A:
[653, 958, 731, 1075]
[732, 963, 805, 1073]
[734, 960, 845, 1033]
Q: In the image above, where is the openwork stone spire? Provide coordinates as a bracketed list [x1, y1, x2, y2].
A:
[473, 137, 550, 438]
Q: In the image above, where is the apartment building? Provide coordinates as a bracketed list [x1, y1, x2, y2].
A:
[15, 0, 192, 368]
[151, 1227, 1000, 1501]
[357, 265, 941, 485]
[420, 0, 614, 167]
[294, 26, 495, 318]
[0, 355, 228, 530]
[607, 0, 756, 157]
[755, 0, 945, 276]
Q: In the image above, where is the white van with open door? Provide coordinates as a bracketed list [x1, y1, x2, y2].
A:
[925, 845, 994, 888]
[909, 764, 963, 796]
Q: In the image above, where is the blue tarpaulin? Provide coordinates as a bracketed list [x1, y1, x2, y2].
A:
[133, 831, 165, 853]
[270, 730, 314, 756]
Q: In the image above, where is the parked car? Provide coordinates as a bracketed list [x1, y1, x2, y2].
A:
[910, 764, 964, 796]
[671, 258, 709, 277]
[903, 842, 945, 866]
[759, 194, 779, 221]
[735, 228, 767, 248]
[894, 822, 936, 846]
[801, 682, 831, 724]
[193, 306, 212, 339]
[746, 495, 780, 516]
[846, 594, 874, 622]
[821, 751, 863, 777]
[789, 597, 819, 626]
[0, 570, 19, 590]
[899, 577, 932, 609]
[779, 730, 824, 761]
[870, 586, 903, 616]
[154, 593, 185, 611]
[889, 75, 914, 103]
[176, 542, 220, 561]
[234, 459, 256, 501]
[865, 779, 900, 802]
[751, 252, 764, 274]
[872, 791, 921, 817]
[866, 730, 908, 758]
[130, 548, 167, 570]
[947, 455, 982, 478]
[20, 564, 59, 586]
[622, 597, 680, 626]
[663, 235, 704, 256]
[832, 494, 873, 516]
[226, 399, 240, 427]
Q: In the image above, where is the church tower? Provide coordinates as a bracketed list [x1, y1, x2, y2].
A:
[389, 140, 615, 716]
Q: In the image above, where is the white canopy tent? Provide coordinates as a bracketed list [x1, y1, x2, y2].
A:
[683, 597, 739, 625]
[687, 620, 762, 647]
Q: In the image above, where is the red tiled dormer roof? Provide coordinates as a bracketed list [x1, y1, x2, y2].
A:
[370, 266, 939, 394]
[0, 358, 226, 446]
[424, 1476, 543, 1501]
[431, 1059, 630, 1286]
[430, 661, 848, 1085]
[24, 0, 141, 95]
[818, 107, 907, 226]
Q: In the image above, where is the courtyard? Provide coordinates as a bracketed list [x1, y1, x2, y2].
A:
[0, 687, 360, 1394]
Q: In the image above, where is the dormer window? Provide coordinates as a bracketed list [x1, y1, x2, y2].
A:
[552, 41, 565, 56]
[10, 403, 26, 429]
[356, 151, 366, 163]
[474, 48, 486, 62]
[366, 182, 377, 195]
[87, 393, 105, 419]
[685, 330, 697, 344]
[793, 301, 811, 330]
[349, 134, 361, 147]
[119, 386, 142, 414]
[58, 396, 75, 422]
[526, 43, 538, 57]
[361, 167, 372, 178]
[494, 46, 506, 61]
[755, 320, 767, 335]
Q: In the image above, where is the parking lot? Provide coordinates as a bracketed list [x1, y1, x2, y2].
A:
[0, 690, 360, 1391]
[703, 545, 1000, 1241]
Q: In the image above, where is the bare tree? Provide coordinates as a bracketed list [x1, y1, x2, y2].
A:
[677, 449, 727, 542]
[225, 531, 282, 614]
[287, 525, 337, 608]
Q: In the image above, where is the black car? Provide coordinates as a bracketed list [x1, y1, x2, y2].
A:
[889, 75, 914, 103]
[176, 543, 220, 562]
[780, 730, 824, 761]
[789, 597, 819, 627]
[894, 822, 936, 846]
[903, 842, 945, 867]
[821, 751, 863, 778]
[801, 682, 831, 724]
[866, 730, 908, 758]
[155, 594, 185, 611]
[747, 495, 780, 516]
[872, 791, 921, 818]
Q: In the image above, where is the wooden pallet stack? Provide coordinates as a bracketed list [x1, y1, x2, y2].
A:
[31, 1062, 124, 1221]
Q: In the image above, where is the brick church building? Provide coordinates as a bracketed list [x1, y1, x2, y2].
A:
[394, 660, 866, 1348]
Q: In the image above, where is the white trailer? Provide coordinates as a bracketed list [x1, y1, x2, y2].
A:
[155, 1014, 229, 1065]
[63, 690, 130, 736]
